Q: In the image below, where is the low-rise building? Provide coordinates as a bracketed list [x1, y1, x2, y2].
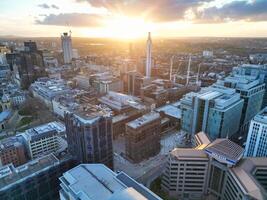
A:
[0, 153, 75, 200]
[0, 136, 27, 167]
[18, 121, 66, 159]
[59, 164, 162, 200]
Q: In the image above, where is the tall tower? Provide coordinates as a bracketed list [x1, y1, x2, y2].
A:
[146, 32, 152, 78]
[61, 31, 73, 64]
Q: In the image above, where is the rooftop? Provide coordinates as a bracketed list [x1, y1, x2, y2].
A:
[171, 148, 209, 160]
[230, 157, 267, 200]
[156, 104, 181, 119]
[205, 139, 244, 166]
[60, 164, 162, 200]
[0, 154, 66, 191]
[0, 110, 11, 122]
[127, 112, 160, 129]
[0, 136, 23, 152]
[253, 107, 267, 124]
[19, 121, 65, 141]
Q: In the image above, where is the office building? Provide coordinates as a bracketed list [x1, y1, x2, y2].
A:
[0, 153, 75, 200]
[59, 164, 162, 200]
[65, 105, 113, 169]
[181, 85, 244, 140]
[162, 133, 210, 200]
[125, 112, 161, 163]
[233, 64, 267, 108]
[0, 136, 27, 167]
[19, 121, 66, 159]
[30, 77, 71, 109]
[244, 107, 267, 157]
[61, 32, 73, 64]
[24, 41, 38, 52]
[216, 75, 265, 132]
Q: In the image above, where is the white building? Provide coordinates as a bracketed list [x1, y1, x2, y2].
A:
[61, 32, 73, 64]
[18, 121, 67, 159]
[59, 164, 162, 200]
[244, 107, 267, 157]
[161, 132, 211, 200]
[146, 32, 152, 78]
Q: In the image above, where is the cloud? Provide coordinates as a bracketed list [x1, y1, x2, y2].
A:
[38, 3, 50, 9]
[37, 3, 60, 9]
[196, 0, 267, 23]
[76, 0, 212, 22]
[36, 13, 104, 27]
[51, 4, 60, 9]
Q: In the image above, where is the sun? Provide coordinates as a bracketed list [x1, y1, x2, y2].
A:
[103, 15, 155, 39]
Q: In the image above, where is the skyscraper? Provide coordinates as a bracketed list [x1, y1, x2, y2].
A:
[244, 107, 267, 157]
[61, 31, 73, 64]
[65, 106, 113, 169]
[146, 32, 152, 78]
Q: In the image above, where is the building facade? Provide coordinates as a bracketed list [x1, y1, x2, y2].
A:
[181, 86, 244, 140]
[19, 121, 66, 159]
[0, 136, 27, 167]
[65, 108, 113, 169]
[61, 32, 73, 64]
[244, 107, 267, 157]
[125, 112, 161, 163]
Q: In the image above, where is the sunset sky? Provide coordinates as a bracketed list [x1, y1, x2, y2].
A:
[1, 0, 267, 38]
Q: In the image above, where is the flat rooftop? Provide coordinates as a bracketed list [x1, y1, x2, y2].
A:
[127, 112, 160, 129]
[60, 164, 162, 200]
[19, 121, 65, 140]
[156, 104, 181, 119]
[0, 154, 61, 191]
[253, 107, 267, 124]
[171, 148, 208, 160]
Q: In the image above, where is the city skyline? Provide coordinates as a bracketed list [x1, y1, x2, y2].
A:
[1, 0, 267, 38]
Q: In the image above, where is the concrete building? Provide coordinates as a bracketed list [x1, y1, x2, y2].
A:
[216, 75, 265, 133]
[244, 107, 267, 157]
[18, 121, 66, 159]
[61, 32, 73, 64]
[0, 136, 27, 167]
[30, 77, 71, 109]
[0, 153, 75, 200]
[162, 132, 211, 200]
[233, 64, 267, 108]
[126, 112, 161, 163]
[181, 85, 244, 140]
[112, 110, 143, 139]
[65, 105, 113, 169]
[59, 164, 162, 200]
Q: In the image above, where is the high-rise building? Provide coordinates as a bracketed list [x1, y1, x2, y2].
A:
[181, 85, 244, 140]
[65, 106, 113, 169]
[24, 41, 37, 52]
[146, 32, 152, 78]
[0, 136, 27, 167]
[59, 164, 162, 200]
[162, 133, 211, 200]
[18, 121, 66, 159]
[0, 153, 75, 200]
[61, 32, 73, 64]
[244, 107, 267, 157]
[125, 112, 161, 163]
[216, 75, 265, 133]
[233, 64, 267, 108]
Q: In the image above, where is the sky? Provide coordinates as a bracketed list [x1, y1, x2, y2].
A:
[1, 0, 267, 38]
